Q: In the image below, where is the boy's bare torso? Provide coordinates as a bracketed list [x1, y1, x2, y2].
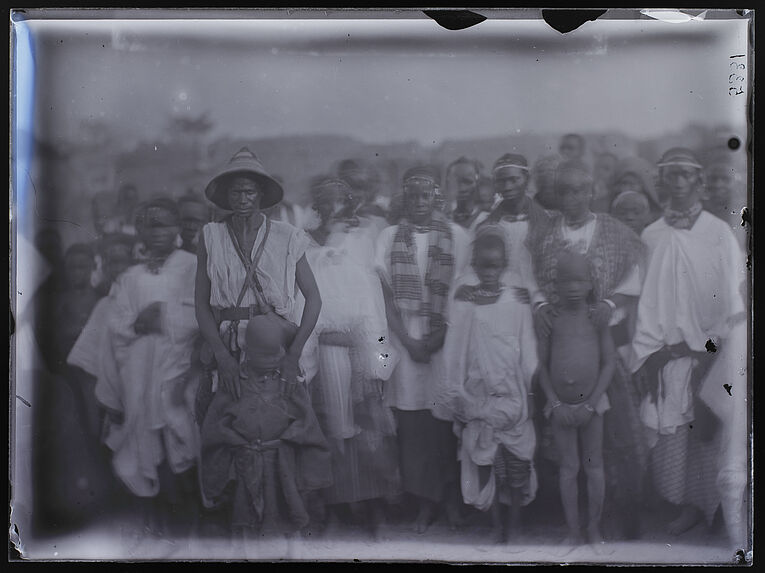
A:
[549, 308, 600, 405]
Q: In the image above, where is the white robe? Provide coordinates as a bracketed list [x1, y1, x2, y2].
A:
[630, 211, 746, 442]
[96, 249, 200, 497]
[438, 286, 539, 509]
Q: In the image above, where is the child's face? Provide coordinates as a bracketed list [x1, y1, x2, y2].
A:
[555, 170, 592, 220]
[660, 165, 701, 203]
[139, 207, 179, 255]
[555, 271, 592, 304]
[65, 253, 94, 289]
[493, 167, 529, 203]
[473, 246, 506, 289]
[612, 197, 649, 235]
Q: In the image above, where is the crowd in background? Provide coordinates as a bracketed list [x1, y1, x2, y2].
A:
[22, 131, 749, 555]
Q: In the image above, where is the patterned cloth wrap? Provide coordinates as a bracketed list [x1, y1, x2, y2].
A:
[663, 201, 704, 230]
[390, 211, 455, 334]
[494, 446, 532, 490]
[532, 213, 645, 305]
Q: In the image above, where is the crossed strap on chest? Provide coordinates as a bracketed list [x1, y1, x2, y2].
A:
[217, 216, 273, 324]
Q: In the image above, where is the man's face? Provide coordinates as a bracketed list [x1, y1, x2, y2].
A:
[226, 177, 262, 215]
[179, 202, 210, 245]
[555, 169, 592, 220]
[559, 136, 584, 161]
[65, 253, 94, 289]
[449, 163, 479, 207]
[660, 165, 701, 203]
[403, 177, 437, 224]
[139, 207, 179, 254]
[493, 166, 529, 203]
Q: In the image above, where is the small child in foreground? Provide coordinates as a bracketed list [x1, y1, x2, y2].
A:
[439, 226, 538, 543]
[199, 314, 332, 544]
[537, 250, 616, 545]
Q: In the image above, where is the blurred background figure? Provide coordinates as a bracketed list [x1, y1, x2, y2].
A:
[114, 183, 140, 235]
[94, 233, 137, 297]
[177, 195, 212, 255]
[30, 242, 115, 536]
[610, 190, 651, 237]
[263, 174, 307, 228]
[91, 191, 118, 238]
[445, 157, 487, 232]
[702, 148, 747, 247]
[558, 133, 587, 163]
[591, 152, 620, 213]
[477, 174, 497, 213]
[34, 227, 66, 294]
[610, 156, 663, 224]
[530, 154, 561, 212]
[337, 158, 388, 237]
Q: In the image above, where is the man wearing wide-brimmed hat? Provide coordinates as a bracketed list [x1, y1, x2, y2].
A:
[194, 147, 322, 413]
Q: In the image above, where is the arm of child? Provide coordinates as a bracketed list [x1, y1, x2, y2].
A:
[586, 324, 617, 411]
[535, 331, 559, 411]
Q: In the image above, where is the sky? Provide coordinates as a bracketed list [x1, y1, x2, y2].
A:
[14, 12, 751, 148]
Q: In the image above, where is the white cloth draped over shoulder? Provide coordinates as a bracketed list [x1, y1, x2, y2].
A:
[630, 211, 746, 442]
[438, 285, 539, 509]
[95, 249, 200, 497]
[374, 222, 471, 412]
[202, 218, 317, 380]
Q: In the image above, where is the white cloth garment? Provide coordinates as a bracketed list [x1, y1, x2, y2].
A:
[630, 211, 746, 438]
[374, 222, 470, 411]
[96, 249, 200, 497]
[438, 286, 538, 509]
[304, 223, 398, 438]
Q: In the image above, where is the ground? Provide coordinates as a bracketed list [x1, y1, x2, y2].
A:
[13, 487, 749, 564]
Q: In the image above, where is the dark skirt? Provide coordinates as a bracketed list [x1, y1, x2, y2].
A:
[393, 408, 459, 504]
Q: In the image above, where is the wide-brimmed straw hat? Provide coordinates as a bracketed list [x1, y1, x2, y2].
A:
[204, 147, 284, 210]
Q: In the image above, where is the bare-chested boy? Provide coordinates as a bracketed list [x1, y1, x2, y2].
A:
[537, 250, 616, 545]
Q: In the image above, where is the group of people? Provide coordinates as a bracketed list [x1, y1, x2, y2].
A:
[27, 133, 748, 554]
